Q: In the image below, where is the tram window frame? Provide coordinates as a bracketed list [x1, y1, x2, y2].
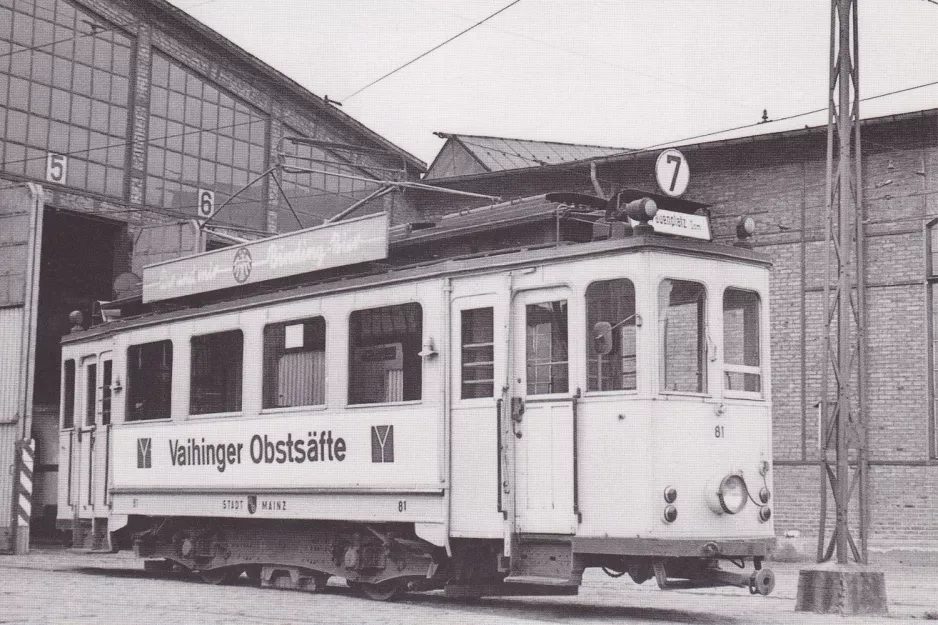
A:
[348, 303, 423, 405]
[722, 288, 763, 398]
[526, 300, 569, 396]
[585, 279, 638, 393]
[84, 362, 96, 427]
[62, 359, 76, 429]
[262, 316, 327, 410]
[190, 330, 244, 416]
[461, 307, 495, 400]
[659, 279, 709, 395]
[126, 340, 174, 422]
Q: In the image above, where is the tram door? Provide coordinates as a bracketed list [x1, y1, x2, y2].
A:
[90, 354, 113, 511]
[510, 289, 576, 535]
[74, 355, 96, 515]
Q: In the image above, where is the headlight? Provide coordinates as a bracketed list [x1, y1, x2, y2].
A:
[718, 474, 749, 514]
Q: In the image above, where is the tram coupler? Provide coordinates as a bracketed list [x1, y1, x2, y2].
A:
[652, 561, 775, 596]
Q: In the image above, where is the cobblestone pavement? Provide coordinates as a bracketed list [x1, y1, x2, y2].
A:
[1, 548, 936, 624]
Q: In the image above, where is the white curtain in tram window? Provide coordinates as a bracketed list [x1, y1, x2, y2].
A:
[386, 368, 404, 403]
[277, 350, 325, 406]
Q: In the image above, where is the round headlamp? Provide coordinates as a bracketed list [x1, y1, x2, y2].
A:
[717, 474, 749, 515]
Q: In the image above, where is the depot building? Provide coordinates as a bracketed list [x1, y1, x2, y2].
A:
[0, 0, 425, 553]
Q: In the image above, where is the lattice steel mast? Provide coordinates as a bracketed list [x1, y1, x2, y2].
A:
[817, 0, 869, 565]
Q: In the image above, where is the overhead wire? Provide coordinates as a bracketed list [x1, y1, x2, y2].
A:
[342, 0, 523, 101]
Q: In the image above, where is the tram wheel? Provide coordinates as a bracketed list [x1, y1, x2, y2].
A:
[356, 580, 405, 602]
[199, 566, 242, 585]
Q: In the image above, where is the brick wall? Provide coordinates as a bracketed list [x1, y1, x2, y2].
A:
[419, 112, 938, 544]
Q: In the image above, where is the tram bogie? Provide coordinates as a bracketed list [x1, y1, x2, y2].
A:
[56, 195, 776, 600]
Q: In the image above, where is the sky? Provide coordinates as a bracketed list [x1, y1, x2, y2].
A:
[165, 0, 938, 167]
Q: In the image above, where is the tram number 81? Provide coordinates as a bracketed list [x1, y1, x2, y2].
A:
[398, 500, 407, 512]
[715, 426, 726, 438]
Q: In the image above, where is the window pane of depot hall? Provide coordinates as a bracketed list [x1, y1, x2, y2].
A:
[349, 303, 422, 404]
[278, 133, 384, 229]
[0, 0, 131, 197]
[190, 330, 243, 415]
[263, 317, 326, 409]
[148, 51, 268, 230]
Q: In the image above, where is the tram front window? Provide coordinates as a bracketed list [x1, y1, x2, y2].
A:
[526, 301, 568, 395]
[723, 289, 762, 394]
[586, 279, 636, 391]
[660, 280, 707, 393]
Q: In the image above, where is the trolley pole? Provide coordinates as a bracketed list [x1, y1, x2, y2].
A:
[795, 1, 885, 613]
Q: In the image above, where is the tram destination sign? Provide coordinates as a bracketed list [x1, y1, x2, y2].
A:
[142, 212, 389, 303]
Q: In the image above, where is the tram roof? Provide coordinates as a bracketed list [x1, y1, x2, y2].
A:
[65, 230, 770, 345]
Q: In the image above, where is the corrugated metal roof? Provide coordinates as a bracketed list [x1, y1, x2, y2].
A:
[427, 134, 628, 178]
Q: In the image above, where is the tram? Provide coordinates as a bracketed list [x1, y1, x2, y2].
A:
[57, 191, 776, 600]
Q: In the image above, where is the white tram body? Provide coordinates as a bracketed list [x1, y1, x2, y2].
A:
[57, 193, 776, 598]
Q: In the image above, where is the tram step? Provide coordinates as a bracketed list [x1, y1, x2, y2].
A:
[502, 575, 577, 586]
[444, 582, 578, 598]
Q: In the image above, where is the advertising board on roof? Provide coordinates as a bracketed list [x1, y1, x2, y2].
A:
[142, 212, 389, 303]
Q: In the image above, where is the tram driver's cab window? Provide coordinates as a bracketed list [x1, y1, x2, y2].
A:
[723, 289, 762, 394]
[349, 303, 422, 404]
[263, 317, 326, 408]
[526, 301, 568, 395]
[660, 280, 707, 393]
[586, 279, 637, 391]
[190, 330, 243, 415]
[127, 341, 173, 421]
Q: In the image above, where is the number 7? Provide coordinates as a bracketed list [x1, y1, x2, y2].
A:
[666, 154, 682, 192]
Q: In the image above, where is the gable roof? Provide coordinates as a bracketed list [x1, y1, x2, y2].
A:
[142, 0, 426, 172]
[425, 133, 628, 179]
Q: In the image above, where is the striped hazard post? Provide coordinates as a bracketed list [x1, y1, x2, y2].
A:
[15, 439, 35, 547]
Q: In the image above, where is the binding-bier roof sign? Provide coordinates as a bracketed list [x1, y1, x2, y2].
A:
[142, 212, 389, 303]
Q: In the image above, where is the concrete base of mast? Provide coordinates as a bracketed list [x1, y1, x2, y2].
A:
[795, 563, 887, 615]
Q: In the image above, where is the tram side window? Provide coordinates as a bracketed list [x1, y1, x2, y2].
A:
[349, 303, 422, 404]
[127, 341, 173, 421]
[526, 301, 568, 395]
[723, 289, 761, 393]
[263, 317, 326, 409]
[62, 359, 75, 429]
[461, 308, 494, 399]
[586, 279, 637, 391]
[191, 330, 243, 415]
[85, 363, 96, 427]
[660, 280, 707, 393]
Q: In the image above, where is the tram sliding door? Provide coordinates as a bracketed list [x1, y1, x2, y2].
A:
[510, 288, 576, 535]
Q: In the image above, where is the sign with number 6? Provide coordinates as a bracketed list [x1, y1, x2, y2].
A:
[197, 188, 216, 222]
[655, 149, 690, 198]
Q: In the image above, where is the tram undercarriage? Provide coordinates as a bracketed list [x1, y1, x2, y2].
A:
[122, 517, 775, 600]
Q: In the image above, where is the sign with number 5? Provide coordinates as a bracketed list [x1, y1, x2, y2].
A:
[655, 149, 689, 198]
[197, 188, 216, 222]
[46, 152, 67, 184]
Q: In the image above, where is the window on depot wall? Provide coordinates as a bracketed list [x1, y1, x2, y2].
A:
[0, 0, 132, 197]
[586, 279, 637, 392]
[349, 303, 422, 405]
[126, 340, 173, 421]
[660, 279, 707, 393]
[190, 330, 243, 415]
[723, 289, 762, 395]
[263, 316, 326, 409]
[147, 51, 268, 231]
